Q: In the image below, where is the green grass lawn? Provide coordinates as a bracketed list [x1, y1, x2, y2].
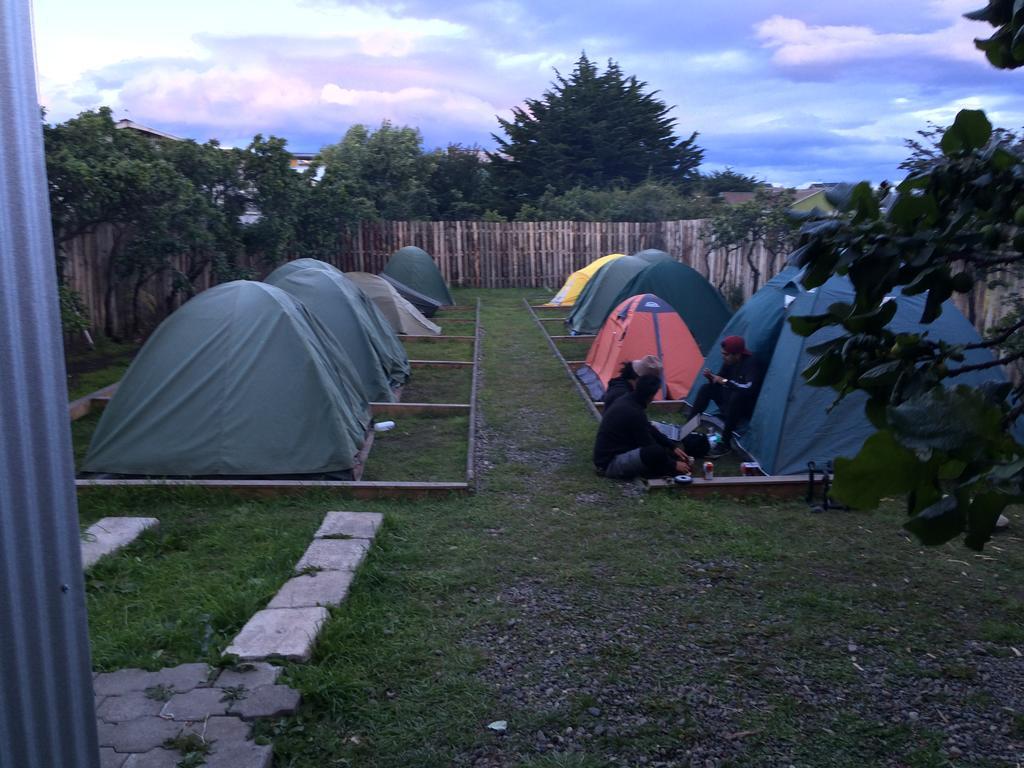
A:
[401, 336, 475, 362]
[399, 366, 472, 404]
[66, 343, 138, 401]
[79, 289, 1024, 768]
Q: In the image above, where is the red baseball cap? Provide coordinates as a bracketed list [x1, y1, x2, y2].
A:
[721, 335, 752, 356]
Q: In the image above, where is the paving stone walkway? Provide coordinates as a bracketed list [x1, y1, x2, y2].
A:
[82, 517, 159, 569]
[226, 511, 382, 662]
[95, 661, 298, 767]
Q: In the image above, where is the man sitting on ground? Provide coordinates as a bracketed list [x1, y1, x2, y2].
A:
[603, 354, 662, 408]
[686, 335, 762, 456]
[594, 374, 692, 479]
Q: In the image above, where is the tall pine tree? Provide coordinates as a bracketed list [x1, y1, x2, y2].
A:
[489, 54, 703, 214]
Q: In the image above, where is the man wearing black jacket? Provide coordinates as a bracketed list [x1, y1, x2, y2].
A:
[688, 335, 762, 454]
[602, 355, 662, 409]
[594, 374, 692, 479]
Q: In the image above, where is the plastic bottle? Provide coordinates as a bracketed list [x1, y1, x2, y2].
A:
[374, 421, 396, 432]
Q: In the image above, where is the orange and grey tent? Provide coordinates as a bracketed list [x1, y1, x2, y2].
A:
[576, 293, 704, 401]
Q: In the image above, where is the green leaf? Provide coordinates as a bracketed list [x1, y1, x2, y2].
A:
[964, 492, 1010, 551]
[845, 299, 898, 333]
[903, 496, 965, 546]
[865, 398, 888, 430]
[888, 193, 939, 229]
[849, 181, 880, 223]
[940, 110, 992, 156]
[888, 386, 1006, 460]
[921, 282, 952, 323]
[788, 313, 834, 336]
[831, 430, 922, 509]
[803, 349, 845, 387]
[858, 360, 903, 388]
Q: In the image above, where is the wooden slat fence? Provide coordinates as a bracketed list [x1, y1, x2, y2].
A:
[61, 219, 1019, 339]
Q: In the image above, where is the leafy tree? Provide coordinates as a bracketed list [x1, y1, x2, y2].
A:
[784, 1, 1024, 550]
[427, 145, 494, 220]
[696, 168, 762, 197]
[240, 135, 308, 268]
[967, 0, 1024, 67]
[44, 108, 207, 337]
[489, 53, 703, 214]
[702, 189, 798, 294]
[515, 181, 711, 222]
[316, 122, 436, 220]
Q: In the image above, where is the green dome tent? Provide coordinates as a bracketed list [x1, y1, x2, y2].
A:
[266, 260, 410, 399]
[609, 261, 733, 353]
[565, 255, 649, 335]
[632, 248, 673, 263]
[82, 281, 371, 478]
[382, 246, 454, 306]
[739, 276, 1011, 476]
[687, 266, 804, 398]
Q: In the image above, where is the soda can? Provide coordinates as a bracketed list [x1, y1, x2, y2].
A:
[703, 461, 714, 481]
[740, 462, 761, 476]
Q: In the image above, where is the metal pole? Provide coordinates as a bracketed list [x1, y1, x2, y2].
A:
[0, 0, 101, 765]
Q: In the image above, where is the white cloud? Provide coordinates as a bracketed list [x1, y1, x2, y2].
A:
[320, 83, 498, 126]
[755, 14, 982, 66]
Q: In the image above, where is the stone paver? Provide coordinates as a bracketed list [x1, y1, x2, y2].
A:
[96, 691, 164, 723]
[229, 684, 303, 721]
[94, 669, 158, 696]
[148, 662, 210, 692]
[205, 741, 273, 768]
[213, 662, 281, 689]
[180, 714, 250, 743]
[99, 747, 128, 768]
[81, 517, 159, 569]
[94, 662, 298, 766]
[225, 606, 328, 661]
[96, 716, 183, 753]
[294, 538, 368, 573]
[315, 510, 383, 540]
[122, 749, 181, 768]
[267, 570, 354, 609]
[160, 687, 230, 721]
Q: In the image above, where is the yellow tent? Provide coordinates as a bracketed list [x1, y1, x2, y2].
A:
[544, 253, 626, 307]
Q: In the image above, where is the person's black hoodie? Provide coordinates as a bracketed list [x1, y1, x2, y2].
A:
[593, 389, 674, 470]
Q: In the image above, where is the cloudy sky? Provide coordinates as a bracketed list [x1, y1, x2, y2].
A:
[31, 0, 1023, 186]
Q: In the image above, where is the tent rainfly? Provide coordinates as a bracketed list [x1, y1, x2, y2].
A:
[382, 245, 454, 306]
[265, 260, 410, 400]
[631, 248, 673, 264]
[82, 281, 371, 478]
[688, 266, 804, 399]
[347, 272, 442, 335]
[609, 260, 733, 354]
[739, 276, 1013, 476]
[544, 253, 626, 307]
[577, 294, 704, 401]
[565, 255, 649, 335]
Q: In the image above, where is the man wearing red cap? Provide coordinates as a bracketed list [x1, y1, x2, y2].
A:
[688, 335, 762, 456]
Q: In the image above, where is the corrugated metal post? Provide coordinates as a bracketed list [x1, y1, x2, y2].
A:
[0, 1, 101, 766]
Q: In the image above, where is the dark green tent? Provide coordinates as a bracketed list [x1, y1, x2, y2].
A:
[382, 246, 454, 306]
[266, 259, 410, 398]
[632, 248, 672, 263]
[687, 266, 804, 398]
[82, 281, 370, 478]
[739, 276, 1010, 475]
[609, 261, 732, 353]
[565, 255, 649, 334]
